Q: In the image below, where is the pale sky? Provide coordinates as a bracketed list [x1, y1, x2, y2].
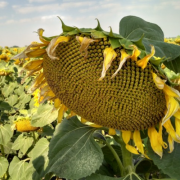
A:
[0, 0, 180, 47]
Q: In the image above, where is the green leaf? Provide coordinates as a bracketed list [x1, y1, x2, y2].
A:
[45, 116, 104, 179]
[120, 15, 164, 41]
[9, 156, 29, 180]
[91, 30, 107, 38]
[0, 124, 13, 145]
[119, 15, 180, 73]
[29, 138, 49, 178]
[86, 173, 122, 180]
[31, 103, 58, 127]
[58, 16, 75, 32]
[119, 38, 133, 50]
[147, 138, 180, 179]
[135, 159, 152, 174]
[14, 86, 24, 96]
[2, 82, 17, 97]
[0, 157, 9, 178]
[109, 37, 121, 49]
[0, 101, 11, 110]
[12, 134, 34, 155]
[7, 94, 18, 106]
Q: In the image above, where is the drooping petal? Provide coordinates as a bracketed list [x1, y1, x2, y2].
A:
[152, 72, 166, 89]
[46, 36, 70, 60]
[81, 117, 88, 124]
[111, 49, 130, 78]
[163, 84, 180, 99]
[175, 118, 180, 137]
[168, 134, 174, 153]
[148, 126, 163, 158]
[163, 119, 180, 142]
[122, 130, 139, 154]
[99, 47, 117, 80]
[136, 45, 155, 69]
[54, 98, 61, 109]
[108, 128, 116, 135]
[37, 28, 50, 45]
[26, 49, 46, 58]
[57, 104, 66, 123]
[133, 130, 144, 154]
[174, 108, 180, 119]
[76, 36, 98, 59]
[162, 96, 179, 124]
[158, 122, 168, 149]
[130, 45, 141, 61]
[23, 59, 43, 71]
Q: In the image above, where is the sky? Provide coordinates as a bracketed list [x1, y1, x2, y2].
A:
[0, 0, 180, 47]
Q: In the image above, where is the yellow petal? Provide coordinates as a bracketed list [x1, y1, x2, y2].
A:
[111, 49, 130, 78]
[175, 118, 180, 137]
[54, 98, 61, 109]
[174, 108, 180, 119]
[99, 47, 117, 80]
[148, 126, 163, 158]
[122, 130, 131, 144]
[46, 36, 70, 60]
[76, 36, 98, 59]
[108, 128, 116, 135]
[158, 122, 168, 149]
[133, 130, 144, 154]
[90, 124, 103, 128]
[37, 28, 50, 45]
[130, 45, 141, 61]
[57, 104, 66, 123]
[152, 72, 166, 89]
[23, 59, 43, 71]
[162, 96, 179, 124]
[163, 84, 180, 99]
[81, 117, 88, 124]
[163, 119, 180, 142]
[125, 144, 139, 155]
[136, 45, 155, 69]
[26, 48, 46, 58]
[168, 134, 174, 153]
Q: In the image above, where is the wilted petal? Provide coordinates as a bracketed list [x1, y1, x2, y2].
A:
[76, 36, 98, 59]
[99, 47, 117, 80]
[136, 45, 155, 69]
[111, 49, 130, 78]
[130, 45, 141, 61]
[163, 119, 180, 142]
[162, 96, 179, 124]
[54, 98, 61, 109]
[175, 118, 180, 137]
[152, 72, 166, 89]
[163, 84, 180, 99]
[81, 117, 88, 124]
[57, 104, 66, 123]
[148, 126, 163, 158]
[168, 134, 174, 153]
[46, 36, 70, 60]
[37, 28, 50, 45]
[23, 59, 43, 71]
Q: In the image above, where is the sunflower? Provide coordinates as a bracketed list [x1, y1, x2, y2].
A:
[13, 18, 180, 158]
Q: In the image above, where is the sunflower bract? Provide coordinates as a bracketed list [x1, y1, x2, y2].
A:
[43, 36, 166, 131]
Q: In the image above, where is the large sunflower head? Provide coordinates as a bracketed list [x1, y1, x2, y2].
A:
[12, 17, 180, 158]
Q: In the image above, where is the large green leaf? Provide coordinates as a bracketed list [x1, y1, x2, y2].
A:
[9, 156, 29, 180]
[7, 94, 18, 106]
[85, 172, 144, 180]
[0, 157, 9, 178]
[45, 116, 104, 179]
[119, 15, 180, 73]
[0, 101, 11, 110]
[2, 82, 17, 97]
[31, 103, 58, 127]
[0, 124, 13, 145]
[29, 138, 49, 178]
[147, 138, 180, 179]
[12, 133, 34, 155]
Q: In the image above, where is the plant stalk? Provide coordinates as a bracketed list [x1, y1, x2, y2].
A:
[105, 140, 124, 176]
[0, 144, 5, 157]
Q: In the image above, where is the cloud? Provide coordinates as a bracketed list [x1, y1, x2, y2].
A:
[0, 1, 8, 8]
[29, 0, 55, 2]
[13, 2, 95, 14]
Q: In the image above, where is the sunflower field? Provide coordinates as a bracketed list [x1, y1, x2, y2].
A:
[1, 15, 180, 180]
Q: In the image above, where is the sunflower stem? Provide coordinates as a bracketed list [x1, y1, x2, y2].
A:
[105, 140, 124, 176]
[114, 134, 135, 175]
